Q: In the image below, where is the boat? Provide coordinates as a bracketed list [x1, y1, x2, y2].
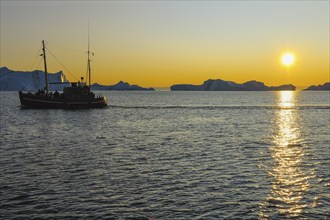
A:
[19, 40, 107, 109]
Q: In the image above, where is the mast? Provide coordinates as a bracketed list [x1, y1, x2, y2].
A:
[88, 46, 91, 87]
[42, 40, 49, 94]
[87, 19, 91, 87]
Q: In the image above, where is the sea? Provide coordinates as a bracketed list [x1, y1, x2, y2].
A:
[0, 91, 329, 219]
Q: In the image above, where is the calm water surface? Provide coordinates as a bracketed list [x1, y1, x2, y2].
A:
[0, 91, 329, 219]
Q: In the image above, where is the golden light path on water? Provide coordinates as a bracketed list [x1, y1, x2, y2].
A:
[259, 91, 314, 219]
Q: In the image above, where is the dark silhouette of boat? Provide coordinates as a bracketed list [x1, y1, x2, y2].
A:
[19, 40, 107, 109]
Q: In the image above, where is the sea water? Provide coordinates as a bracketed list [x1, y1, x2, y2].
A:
[0, 91, 329, 219]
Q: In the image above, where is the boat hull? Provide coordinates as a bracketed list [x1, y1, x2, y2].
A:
[19, 91, 107, 109]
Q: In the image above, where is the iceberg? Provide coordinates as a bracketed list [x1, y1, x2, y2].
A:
[0, 67, 155, 91]
[0, 67, 69, 91]
[304, 82, 330, 91]
[91, 81, 155, 91]
[171, 79, 296, 91]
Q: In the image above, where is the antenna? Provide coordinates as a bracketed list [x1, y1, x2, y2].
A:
[88, 15, 90, 53]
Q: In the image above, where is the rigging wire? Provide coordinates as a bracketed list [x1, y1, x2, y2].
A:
[23, 57, 44, 91]
[45, 47, 80, 82]
[84, 52, 101, 85]
[36, 56, 44, 71]
[30, 44, 42, 70]
[45, 41, 86, 54]
[89, 57, 101, 84]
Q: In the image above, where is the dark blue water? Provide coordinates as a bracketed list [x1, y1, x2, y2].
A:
[0, 91, 329, 219]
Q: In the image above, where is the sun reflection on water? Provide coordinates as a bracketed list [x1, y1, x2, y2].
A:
[260, 91, 312, 219]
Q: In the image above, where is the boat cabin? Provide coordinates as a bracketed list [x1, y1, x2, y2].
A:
[63, 82, 95, 100]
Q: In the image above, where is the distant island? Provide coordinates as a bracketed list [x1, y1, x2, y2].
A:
[171, 79, 296, 91]
[0, 67, 154, 91]
[304, 82, 330, 91]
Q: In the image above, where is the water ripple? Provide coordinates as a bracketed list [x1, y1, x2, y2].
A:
[1, 91, 329, 219]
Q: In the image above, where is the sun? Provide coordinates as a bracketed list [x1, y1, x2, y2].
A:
[281, 52, 295, 67]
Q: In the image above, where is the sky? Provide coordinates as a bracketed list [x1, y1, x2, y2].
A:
[0, 0, 329, 88]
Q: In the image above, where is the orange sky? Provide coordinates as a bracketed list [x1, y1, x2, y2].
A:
[1, 1, 329, 88]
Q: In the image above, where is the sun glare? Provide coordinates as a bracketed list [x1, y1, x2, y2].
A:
[281, 52, 295, 67]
